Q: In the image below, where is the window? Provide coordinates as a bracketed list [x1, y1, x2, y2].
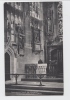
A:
[34, 29, 40, 43]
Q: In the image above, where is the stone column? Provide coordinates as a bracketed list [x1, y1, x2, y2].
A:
[12, 51, 18, 82]
[14, 57, 17, 74]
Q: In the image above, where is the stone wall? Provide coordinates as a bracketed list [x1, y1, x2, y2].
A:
[16, 3, 44, 79]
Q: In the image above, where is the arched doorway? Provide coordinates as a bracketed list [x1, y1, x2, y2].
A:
[5, 52, 10, 81]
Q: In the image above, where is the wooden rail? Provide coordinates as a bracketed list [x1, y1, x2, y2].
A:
[5, 73, 49, 85]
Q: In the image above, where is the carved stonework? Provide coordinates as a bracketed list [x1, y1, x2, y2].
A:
[57, 2, 63, 35]
[4, 3, 25, 56]
[18, 36, 24, 49]
[11, 46, 18, 57]
[47, 10, 53, 34]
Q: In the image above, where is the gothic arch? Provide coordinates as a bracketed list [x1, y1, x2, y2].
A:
[5, 46, 17, 79]
[5, 46, 16, 57]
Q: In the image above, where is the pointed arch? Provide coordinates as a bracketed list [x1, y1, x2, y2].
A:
[5, 46, 16, 57]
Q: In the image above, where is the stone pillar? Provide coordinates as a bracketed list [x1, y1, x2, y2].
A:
[14, 57, 17, 74]
[12, 56, 17, 82]
[12, 50, 18, 82]
[48, 47, 52, 76]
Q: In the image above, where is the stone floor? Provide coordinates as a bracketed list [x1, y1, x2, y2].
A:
[5, 80, 64, 96]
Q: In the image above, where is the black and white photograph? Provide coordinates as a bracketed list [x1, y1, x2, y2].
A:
[4, 2, 63, 96]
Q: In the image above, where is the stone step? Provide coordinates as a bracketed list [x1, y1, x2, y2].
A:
[5, 84, 63, 92]
[5, 88, 63, 95]
[21, 78, 63, 82]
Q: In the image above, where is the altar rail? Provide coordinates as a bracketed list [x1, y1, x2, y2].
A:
[5, 73, 49, 85]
